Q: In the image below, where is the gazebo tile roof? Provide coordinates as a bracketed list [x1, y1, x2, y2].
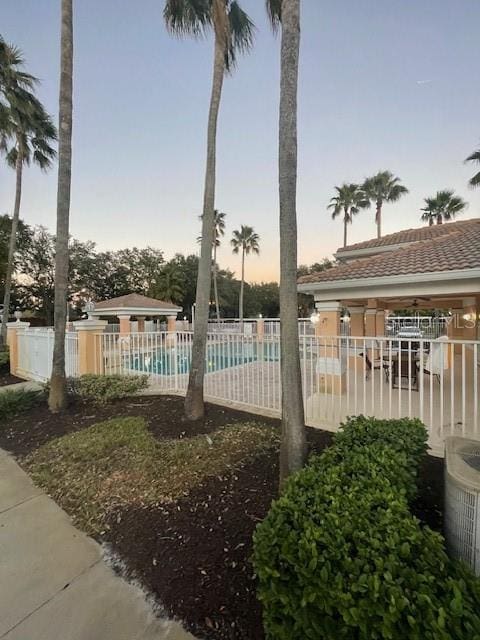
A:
[94, 293, 180, 311]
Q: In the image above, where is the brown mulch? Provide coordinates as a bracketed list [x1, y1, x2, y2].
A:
[0, 395, 444, 640]
[0, 372, 23, 387]
[0, 394, 279, 457]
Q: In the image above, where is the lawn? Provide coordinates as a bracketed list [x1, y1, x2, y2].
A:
[0, 393, 444, 640]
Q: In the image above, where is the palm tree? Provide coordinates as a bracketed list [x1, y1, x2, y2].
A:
[198, 209, 226, 320]
[421, 190, 467, 226]
[164, 0, 254, 420]
[212, 209, 226, 320]
[266, 0, 306, 485]
[153, 262, 185, 304]
[465, 147, 480, 188]
[0, 43, 56, 345]
[362, 170, 408, 238]
[328, 183, 369, 247]
[231, 225, 259, 322]
[49, 0, 73, 412]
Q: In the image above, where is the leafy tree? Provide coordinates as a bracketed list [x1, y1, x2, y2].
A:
[0, 38, 56, 343]
[297, 258, 335, 316]
[49, 0, 73, 412]
[465, 147, 480, 189]
[164, 0, 254, 421]
[152, 262, 185, 304]
[231, 225, 260, 322]
[420, 190, 467, 226]
[266, 0, 306, 484]
[16, 226, 55, 325]
[362, 170, 408, 239]
[15, 228, 96, 325]
[244, 281, 279, 317]
[0, 214, 31, 293]
[328, 183, 369, 247]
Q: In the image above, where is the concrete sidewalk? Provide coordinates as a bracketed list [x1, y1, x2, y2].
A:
[0, 450, 194, 640]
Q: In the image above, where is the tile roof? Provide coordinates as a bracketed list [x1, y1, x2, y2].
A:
[299, 218, 480, 285]
[94, 293, 180, 310]
[336, 218, 480, 254]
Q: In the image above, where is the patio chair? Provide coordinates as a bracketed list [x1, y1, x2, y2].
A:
[359, 341, 390, 382]
[417, 335, 450, 383]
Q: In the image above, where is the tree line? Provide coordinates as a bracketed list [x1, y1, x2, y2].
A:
[0, 216, 289, 324]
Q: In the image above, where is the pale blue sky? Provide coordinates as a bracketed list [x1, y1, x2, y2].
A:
[1, 1, 479, 281]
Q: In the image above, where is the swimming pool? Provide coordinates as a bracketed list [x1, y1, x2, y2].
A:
[131, 341, 280, 376]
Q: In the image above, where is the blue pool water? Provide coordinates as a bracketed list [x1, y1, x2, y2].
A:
[131, 342, 280, 376]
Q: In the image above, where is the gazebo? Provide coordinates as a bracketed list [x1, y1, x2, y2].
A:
[87, 293, 182, 335]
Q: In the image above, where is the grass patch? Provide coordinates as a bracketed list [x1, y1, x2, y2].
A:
[24, 417, 278, 534]
[0, 388, 43, 421]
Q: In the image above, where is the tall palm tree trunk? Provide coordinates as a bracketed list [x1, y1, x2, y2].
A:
[239, 248, 245, 323]
[1, 143, 23, 346]
[49, 0, 73, 412]
[437, 215, 443, 225]
[213, 243, 220, 320]
[278, 0, 306, 486]
[375, 199, 382, 238]
[184, 35, 225, 421]
[343, 207, 348, 247]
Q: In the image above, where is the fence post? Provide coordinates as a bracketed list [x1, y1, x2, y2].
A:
[7, 321, 30, 377]
[73, 319, 108, 375]
[314, 302, 346, 394]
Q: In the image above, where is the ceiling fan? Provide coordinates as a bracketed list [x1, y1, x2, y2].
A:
[410, 297, 431, 308]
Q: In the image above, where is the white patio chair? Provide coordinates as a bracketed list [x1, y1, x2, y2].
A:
[418, 335, 450, 383]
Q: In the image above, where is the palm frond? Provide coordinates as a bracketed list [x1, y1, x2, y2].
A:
[225, 1, 255, 71]
[231, 224, 260, 254]
[163, 0, 211, 37]
[265, 0, 282, 32]
[420, 190, 467, 225]
[465, 148, 480, 188]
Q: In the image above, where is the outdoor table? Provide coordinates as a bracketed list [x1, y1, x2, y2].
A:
[391, 353, 419, 391]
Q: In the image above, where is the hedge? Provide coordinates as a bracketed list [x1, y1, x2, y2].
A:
[253, 416, 480, 640]
[69, 374, 149, 404]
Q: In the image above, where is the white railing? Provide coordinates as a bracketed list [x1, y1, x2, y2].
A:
[207, 318, 317, 336]
[17, 328, 79, 382]
[93, 331, 479, 454]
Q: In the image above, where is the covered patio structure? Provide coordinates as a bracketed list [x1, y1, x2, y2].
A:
[298, 219, 480, 451]
[299, 219, 480, 343]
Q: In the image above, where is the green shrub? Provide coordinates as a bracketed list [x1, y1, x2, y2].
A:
[70, 374, 148, 404]
[0, 388, 43, 420]
[0, 349, 10, 373]
[253, 417, 480, 640]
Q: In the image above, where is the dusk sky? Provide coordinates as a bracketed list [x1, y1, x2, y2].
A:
[1, 1, 479, 283]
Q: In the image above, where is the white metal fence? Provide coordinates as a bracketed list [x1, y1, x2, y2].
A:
[15, 327, 479, 454]
[93, 331, 479, 455]
[207, 315, 448, 340]
[17, 328, 79, 382]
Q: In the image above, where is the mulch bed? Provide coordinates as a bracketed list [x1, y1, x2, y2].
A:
[0, 394, 279, 457]
[0, 372, 23, 387]
[1, 395, 444, 640]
